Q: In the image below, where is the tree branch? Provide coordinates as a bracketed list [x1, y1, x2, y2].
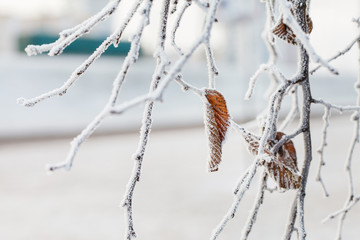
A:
[310, 33, 360, 75]
[240, 171, 268, 240]
[315, 106, 331, 197]
[47, 0, 150, 172]
[18, 0, 142, 107]
[25, 0, 122, 56]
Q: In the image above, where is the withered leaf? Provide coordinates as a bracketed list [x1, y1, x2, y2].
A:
[273, 13, 313, 45]
[306, 14, 313, 34]
[266, 132, 301, 189]
[273, 19, 297, 45]
[244, 131, 301, 190]
[204, 89, 230, 172]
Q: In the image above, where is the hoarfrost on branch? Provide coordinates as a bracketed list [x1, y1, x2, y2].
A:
[20, 0, 360, 239]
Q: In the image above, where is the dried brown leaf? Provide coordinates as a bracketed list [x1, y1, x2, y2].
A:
[273, 19, 297, 45]
[266, 132, 301, 189]
[273, 13, 313, 45]
[244, 131, 301, 190]
[306, 14, 313, 34]
[204, 89, 230, 172]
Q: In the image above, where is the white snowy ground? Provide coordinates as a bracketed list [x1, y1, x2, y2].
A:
[0, 115, 359, 240]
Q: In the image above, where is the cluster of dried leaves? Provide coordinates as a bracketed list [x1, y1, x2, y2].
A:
[203, 89, 301, 190]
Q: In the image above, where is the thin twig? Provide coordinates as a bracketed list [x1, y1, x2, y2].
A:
[204, 41, 219, 89]
[290, 2, 313, 239]
[193, 0, 210, 9]
[47, 0, 149, 172]
[283, 196, 298, 240]
[112, 0, 221, 113]
[312, 98, 360, 112]
[315, 107, 331, 197]
[245, 64, 272, 100]
[171, 0, 192, 55]
[174, 74, 203, 95]
[25, 0, 121, 56]
[322, 195, 360, 223]
[310, 34, 360, 75]
[333, 27, 360, 240]
[247, 0, 280, 100]
[123, 1, 170, 238]
[279, 0, 338, 75]
[240, 171, 268, 240]
[18, 0, 143, 107]
[280, 85, 300, 131]
[210, 161, 259, 240]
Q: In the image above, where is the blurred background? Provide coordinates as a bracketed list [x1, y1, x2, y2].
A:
[0, 0, 359, 239]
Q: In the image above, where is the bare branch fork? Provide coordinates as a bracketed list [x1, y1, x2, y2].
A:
[19, 0, 223, 238]
[19, 0, 360, 239]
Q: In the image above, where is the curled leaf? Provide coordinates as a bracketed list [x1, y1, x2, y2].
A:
[266, 132, 301, 189]
[244, 131, 301, 190]
[203, 89, 230, 172]
[273, 13, 313, 45]
[273, 19, 297, 45]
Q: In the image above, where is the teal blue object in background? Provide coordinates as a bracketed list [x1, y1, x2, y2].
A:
[18, 33, 134, 56]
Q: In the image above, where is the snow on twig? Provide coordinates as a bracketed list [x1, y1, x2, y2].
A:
[240, 171, 267, 240]
[25, 0, 121, 56]
[278, 0, 339, 75]
[315, 107, 331, 197]
[210, 161, 259, 240]
[122, 1, 170, 237]
[111, 0, 221, 114]
[171, 0, 192, 55]
[246, 0, 279, 100]
[245, 64, 271, 100]
[312, 98, 360, 112]
[205, 41, 219, 89]
[332, 31, 360, 239]
[310, 33, 360, 75]
[280, 85, 300, 131]
[174, 74, 203, 95]
[20, 0, 360, 238]
[282, 196, 298, 240]
[193, 0, 210, 10]
[322, 195, 360, 223]
[47, 0, 150, 172]
[18, 0, 143, 107]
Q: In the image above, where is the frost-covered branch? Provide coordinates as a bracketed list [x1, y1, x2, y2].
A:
[210, 161, 259, 240]
[331, 27, 360, 240]
[20, 0, 360, 239]
[279, 0, 338, 75]
[171, 0, 192, 55]
[205, 42, 219, 89]
[315, 107, 330, 197]
[280, 85, 300, 131]
[18, 0, 142, 107]
[246, 0, 279, 100]
[245, 63, 272, 100]
[310, 33, 360, 75]
[193, 0, 210, 10]
[240, 171, 268, 240]
[47, 0, 149, 172]
[323, 195, 360, 223]
[111, 0, 221, 113]
[283, 197, 298, 240]
[122, 1, 171, 238]
[25, 0, 121, 56]
[174, 74, 203, 95]
[312, 98, 360, 112]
